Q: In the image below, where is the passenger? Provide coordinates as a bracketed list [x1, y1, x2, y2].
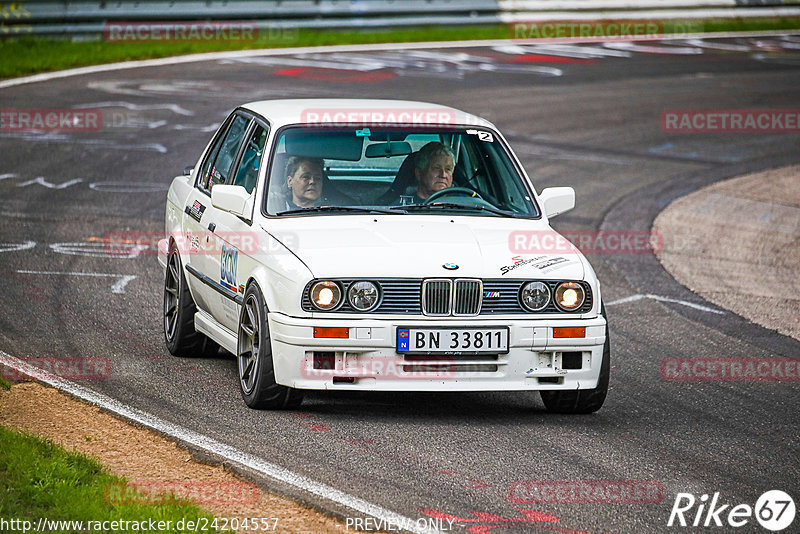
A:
[412, 141, 455, 201]
[285, 156, 325, 209]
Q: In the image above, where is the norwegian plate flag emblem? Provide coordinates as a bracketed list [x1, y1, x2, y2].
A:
[397, 329, 410, 351]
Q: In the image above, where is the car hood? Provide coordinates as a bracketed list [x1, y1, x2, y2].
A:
[265, 215, 586, 280]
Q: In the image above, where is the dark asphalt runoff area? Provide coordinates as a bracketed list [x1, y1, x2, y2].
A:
[1, 36, 799, 533]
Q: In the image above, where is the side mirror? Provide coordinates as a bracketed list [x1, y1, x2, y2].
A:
[211, 184, 251, 219]
[183, 166, 194, 176]
[538, 187, 575, 218]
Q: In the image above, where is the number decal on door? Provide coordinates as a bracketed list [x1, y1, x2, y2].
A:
[220, 243, 238, 292]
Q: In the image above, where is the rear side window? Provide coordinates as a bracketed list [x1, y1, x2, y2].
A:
[197, 114, 250, 193]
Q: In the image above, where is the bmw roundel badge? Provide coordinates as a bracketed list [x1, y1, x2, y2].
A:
[442, 263, 459, 270]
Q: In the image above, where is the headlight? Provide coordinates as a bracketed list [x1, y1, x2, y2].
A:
[310, 281, 342, 310]
[520, 281, 550, 312]
[554, 281, 585, 311]
[347, 281, 380, 312]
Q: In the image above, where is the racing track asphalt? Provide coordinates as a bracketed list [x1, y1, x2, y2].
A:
[1, 36, 799, 533]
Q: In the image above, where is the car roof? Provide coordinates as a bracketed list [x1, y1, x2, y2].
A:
[240, 99, 494, 129]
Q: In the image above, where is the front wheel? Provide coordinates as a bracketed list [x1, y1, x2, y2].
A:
[540, 305, 610, 414]
[237, 283, 304, 410]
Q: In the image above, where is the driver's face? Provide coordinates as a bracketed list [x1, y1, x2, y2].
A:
[416, 153, 454, 200]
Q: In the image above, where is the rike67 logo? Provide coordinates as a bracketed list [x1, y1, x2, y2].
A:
[668, 490, 795, 531]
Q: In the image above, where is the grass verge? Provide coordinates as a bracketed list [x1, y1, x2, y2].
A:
[1, 17, 798, 80]
[0, 377, 11, 390]
[0, 425, 228, 533]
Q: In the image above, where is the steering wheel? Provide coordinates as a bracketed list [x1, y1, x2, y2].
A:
[424, 187, 485, 204]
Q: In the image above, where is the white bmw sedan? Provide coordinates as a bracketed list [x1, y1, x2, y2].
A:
[158, 99, 609, 413]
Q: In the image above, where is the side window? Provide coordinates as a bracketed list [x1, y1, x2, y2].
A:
[197, 117, 231, 191]
[232, 123, 268, 194]
[197, 114, 250, 193]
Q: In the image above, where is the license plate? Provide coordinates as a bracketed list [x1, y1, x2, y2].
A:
[397, 327, 509, 354]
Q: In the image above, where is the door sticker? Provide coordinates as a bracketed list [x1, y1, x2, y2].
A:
[220, 243, 238, 293]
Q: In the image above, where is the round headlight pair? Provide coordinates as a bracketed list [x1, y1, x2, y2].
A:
[310, 281, 379, 312]
[520, 281, 585, 312]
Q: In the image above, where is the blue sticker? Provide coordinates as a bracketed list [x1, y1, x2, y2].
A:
[397, 328, 410, 351]
[220, 243, 238, 292]
[356, 128, 371, 137]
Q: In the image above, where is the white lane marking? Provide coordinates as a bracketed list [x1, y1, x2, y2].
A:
[0, 351, 442, 534]
[15, 270, 137, 294]
[89, 181, 168, 193]
[493, 43, 632, 58]
[750, 38, 800, 50]
[681, 38, 753, 52]
[1, 31, 798, 90]
[110, 275, 138, 294]
[0, 241, 36, 253]
[72, 101, 195, 116]
[219, 55, 385, 71]
[605, 294, 646, 306]
[606, 293, 725, 314]
[86, 80, 211, 97]
[603, 41, 703, 55]
[219, 52, 564, 78]
[172, 123, 220, 132]
[105, 116, 169, 130]
[647, 294, 726, 314]
[2, 175, 169, 193]
[0, 132, 168, 153]
[85, 80, 326, 99]
[17, 177, 83, 189]
[50, 241, 148, 259]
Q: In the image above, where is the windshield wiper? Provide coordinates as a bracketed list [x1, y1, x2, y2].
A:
[276, 206, 398, 216]
[391, 202, 518, 218]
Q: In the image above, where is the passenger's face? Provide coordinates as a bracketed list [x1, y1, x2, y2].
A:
[287, 162, 322, 207]
[416, 153, 454, 199]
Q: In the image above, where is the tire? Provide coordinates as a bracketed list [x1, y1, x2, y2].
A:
[540, 304, 610, 414]
[237, 283, 304, 410]
[163, 246, 218, 357]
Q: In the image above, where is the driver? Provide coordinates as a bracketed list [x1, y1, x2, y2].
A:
[413, 141, 455, 201]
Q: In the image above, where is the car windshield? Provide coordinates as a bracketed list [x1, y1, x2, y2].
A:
[264, 126, 539, 218]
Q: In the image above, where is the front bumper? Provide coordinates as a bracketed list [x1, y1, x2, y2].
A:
[268, 313, 607, 391]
